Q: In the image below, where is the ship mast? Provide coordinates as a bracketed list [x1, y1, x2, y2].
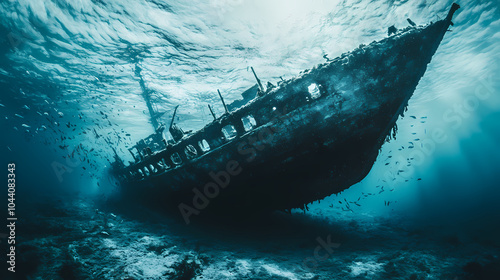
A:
[135, 64, 161, 131]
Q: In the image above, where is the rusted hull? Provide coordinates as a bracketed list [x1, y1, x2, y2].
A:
[115, 5, 459, 217]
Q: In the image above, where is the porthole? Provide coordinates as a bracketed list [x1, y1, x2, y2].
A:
[198, 139, 210, 152]
[308, 83, 321, 99]
[185, 144, 198, 159]
[241, 115, 257, 131]
[171, 152, 182, 165]
[222, 125, 237, 140]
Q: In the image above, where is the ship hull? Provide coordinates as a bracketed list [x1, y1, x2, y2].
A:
[115, 6, 459, 221]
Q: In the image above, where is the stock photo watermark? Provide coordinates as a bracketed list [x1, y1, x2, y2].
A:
[178, 107, 298, 224]
[383, 70, 498, 185]
[6, 163, 17, 273]
[51, 144, 86, 183]
[298, 234, 341, 272]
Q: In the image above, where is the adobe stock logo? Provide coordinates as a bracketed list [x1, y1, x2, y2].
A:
[383, 70, 498, 185]
[51, 144, 84, 182]
[178, 159, 243, 224]
[297, 234, 341, 272]
[178, 108, 297, 224]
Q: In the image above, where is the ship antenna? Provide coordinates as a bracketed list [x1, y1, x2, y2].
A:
[217, 89, 229, 114]
[207, 104, 217, 120]
[251, 67, 265, 93]
[135, 64, 161, 131]
[169, 105, 180, 130]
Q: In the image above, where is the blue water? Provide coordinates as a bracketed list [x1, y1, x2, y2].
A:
[1, 0, 499, 279]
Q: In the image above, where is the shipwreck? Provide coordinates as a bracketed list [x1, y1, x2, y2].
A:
[112, 4, 461, 222]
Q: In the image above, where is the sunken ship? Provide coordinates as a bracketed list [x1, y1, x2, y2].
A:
[112, 4, 460, 220]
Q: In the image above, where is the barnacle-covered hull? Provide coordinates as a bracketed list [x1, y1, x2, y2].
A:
[113, 5, 459, 219]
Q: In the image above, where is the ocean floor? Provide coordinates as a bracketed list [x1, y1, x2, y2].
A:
[4, 195, 500, 280]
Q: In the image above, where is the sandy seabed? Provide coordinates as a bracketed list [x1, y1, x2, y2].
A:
[3, 196, 499, 280]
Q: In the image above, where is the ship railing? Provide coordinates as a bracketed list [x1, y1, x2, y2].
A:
[119, 74, 332, 181]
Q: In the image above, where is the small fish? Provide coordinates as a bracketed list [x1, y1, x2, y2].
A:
[410, 116, 416, 119]
[22, 105, 30, 110]
[15, 114, 23, 118]
[21, 124, 30, 128]
[0, 103, 5, 107]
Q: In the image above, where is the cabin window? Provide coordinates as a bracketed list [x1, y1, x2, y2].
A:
[241, 115, 257, 131]
[308, 83, 321, 99]
[222, 125, 237, 140]
[171, 152, 182, 165]
[185, 145, 198, 159]
[198, 139, 210, 152]
[149, 164, 155, 173]
[156, 161, 164, 170]
[161, 158, 171, 169]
